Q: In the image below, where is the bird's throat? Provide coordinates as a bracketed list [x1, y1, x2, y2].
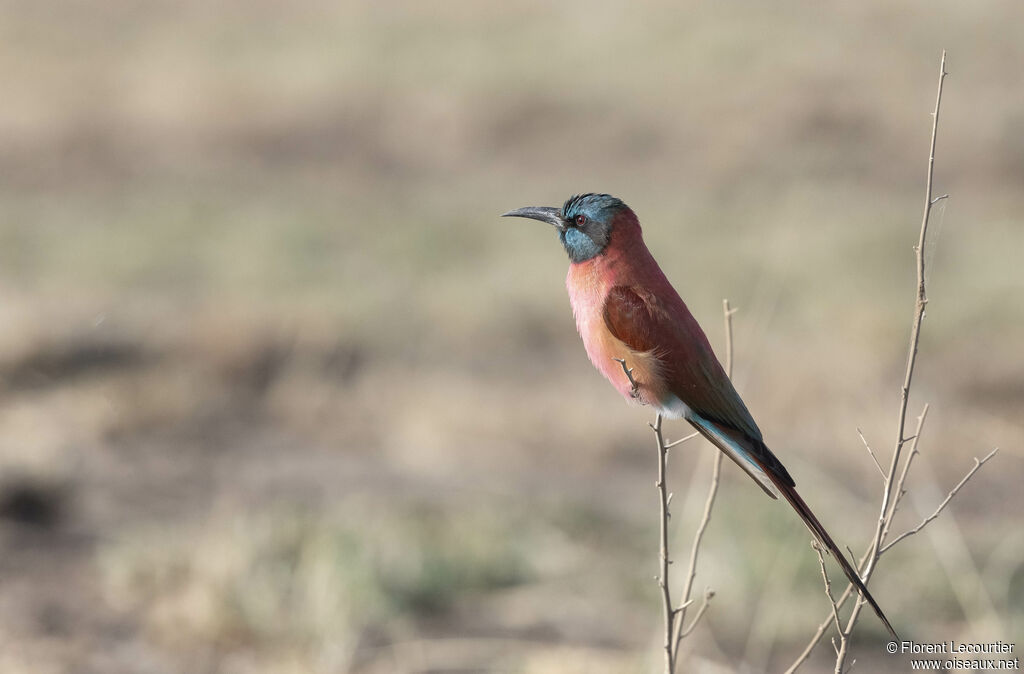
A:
[560, 227, 605, 263]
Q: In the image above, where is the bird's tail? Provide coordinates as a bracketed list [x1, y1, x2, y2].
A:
[759, 464, 898, 640]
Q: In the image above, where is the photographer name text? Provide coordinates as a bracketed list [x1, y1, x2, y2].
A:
[898, 641, 1015, 655]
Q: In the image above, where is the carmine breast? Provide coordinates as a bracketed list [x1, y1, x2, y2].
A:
[566, 255, 668, 407]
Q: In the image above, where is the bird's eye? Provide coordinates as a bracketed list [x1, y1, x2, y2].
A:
[575, 214, 587, 226]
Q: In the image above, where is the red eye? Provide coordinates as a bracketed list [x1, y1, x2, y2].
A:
[575, 214, 587, 226]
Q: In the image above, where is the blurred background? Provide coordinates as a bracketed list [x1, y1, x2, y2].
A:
[1, 1, 1021, 672]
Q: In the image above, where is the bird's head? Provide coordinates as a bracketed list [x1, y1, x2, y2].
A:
[502, 193, 638, 263]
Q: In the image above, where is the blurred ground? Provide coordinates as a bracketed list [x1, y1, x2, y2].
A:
[0, 1, 1022, 672]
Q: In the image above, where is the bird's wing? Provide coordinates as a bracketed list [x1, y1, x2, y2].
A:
[601, 284, 660, 353]
[602, 284, 898, 639]
[603, 284, 792, 496]
[603, 286, 761, 435]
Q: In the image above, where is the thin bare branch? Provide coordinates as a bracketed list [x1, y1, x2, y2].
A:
[678, 589, 716, 639]
[789, 52, 976, 674]
[857, 428, 886, 479]
[881, 448, 998, 553]
[878, 47, 947, 570]
[814, 543, 844, 639]
[669, 299, 733, 661]
[664, 431, 700, 449]
[614, 357, 641, 399]
[784, 551, 867, 674]
[882, 404, 930, 539]
[787, 407, 923, 672]
[723, 299, 737, 375]
[827, 50, 951, 674]
[788, 433, 994, 673]
[613, 354, 673, 672]
[651, 412, 674, 673]
[671, 453, 723, 655]
[674, 598, 695, 613]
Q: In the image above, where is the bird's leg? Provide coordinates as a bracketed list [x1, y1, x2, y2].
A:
[613, 357, 641, 399]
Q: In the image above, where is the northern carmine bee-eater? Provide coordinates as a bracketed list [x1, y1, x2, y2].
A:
[503, 193, 897, 639]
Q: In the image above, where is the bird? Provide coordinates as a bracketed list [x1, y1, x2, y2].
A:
[503, 193, 897, 639]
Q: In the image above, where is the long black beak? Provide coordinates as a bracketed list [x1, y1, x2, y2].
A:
[501, 206, 566, 231]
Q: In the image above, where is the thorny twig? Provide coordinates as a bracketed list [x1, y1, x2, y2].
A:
[787, 51, 999, 673]
[614, 357, 641, 399]
[785, 407, 929, 672]
[665, 432, 700, 450]
[880, 447, 999, 554]
[813, 542, 843, 649]
[650, 412, 674, 673]
[669, 299, 734, 662]
[857, 428, 886, 479]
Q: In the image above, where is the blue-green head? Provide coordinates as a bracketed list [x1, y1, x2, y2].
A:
[502, 193, 635, 263]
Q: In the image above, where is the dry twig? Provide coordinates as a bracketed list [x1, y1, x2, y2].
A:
[857, 428, 886, 480]
[787, 51, 999, 673]
[669, 299, 734, 662]
[880, 447, 999, 554]
[651, 411, 675, 673]
[614, 357, 641, 399]
[813, 543, 843, 650]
